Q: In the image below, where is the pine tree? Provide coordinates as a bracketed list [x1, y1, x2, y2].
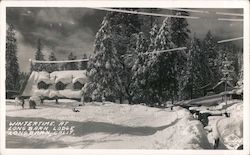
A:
[46, 52, 58, 73]
[129, 24, 161, 104]
[202, 30, 219, 85]
[104, 9, 142, 103]
[144, 24, 160, 104]
[83, 17, 124, 102]
[170, 10, 191, 100]
[6, 24, 20, 91]
[108, 8, 142, 57]
[80, 53, 88, 70]
[145, 17, 177, 103]
[140, 8, 161, 39]
[65, 52, 78, 70]
[33, 39, 46, 71]
[148, 24, 159, 52]
[170, 10, 191, 47]
[157, 17, 178, 103]
[217, 43, 241, 85]
[131, 32, 149, 103]
[186, 36, 207, 98]
[19, 72, 29, 94]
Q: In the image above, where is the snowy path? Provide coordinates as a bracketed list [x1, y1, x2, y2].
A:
[182, 99, 243, 150]
[6, 101, 210, 149]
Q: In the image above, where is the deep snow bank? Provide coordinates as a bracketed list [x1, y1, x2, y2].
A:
[6, 101, 210, 149]
[206, 101, 243, 149]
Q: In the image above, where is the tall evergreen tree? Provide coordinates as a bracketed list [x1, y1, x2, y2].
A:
[46, 52, 58, 73]
[83, 17, 124, 102]
[65, 52, 78, 70]
[217, 43, 241, 85]
[170, 10, 191, 100]
[145, 17, 177, 103]
[202, 30, 219, 85]
[148, 24, 160, 52]
[19, 72, 29, 94]
[170, 10, 191, 47]
[186, 36, 207, 98]
[104, 9, 142, 102]
[108, 8, 142, 57]
[131, 32, 149, 103]
[140, 8, 160, 39]
[6, 24, 20, 91]
[80, 53, 88, 70]
[33, 38, 46, 71]
[155, 17, 178, 103]
[131, 24, 160, 104]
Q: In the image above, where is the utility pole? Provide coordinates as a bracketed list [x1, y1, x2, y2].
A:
[221, 56, 234, 117]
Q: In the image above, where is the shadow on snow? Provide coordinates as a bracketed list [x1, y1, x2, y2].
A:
[6, 116, 180, 148]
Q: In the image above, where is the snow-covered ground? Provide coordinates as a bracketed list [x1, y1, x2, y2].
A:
[186, 99, 243, 150]
[6, 100, 210, 149]
[206, 101, 243, 150]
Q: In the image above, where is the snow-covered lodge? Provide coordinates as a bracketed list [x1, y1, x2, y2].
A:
[21, 70, 88, 100]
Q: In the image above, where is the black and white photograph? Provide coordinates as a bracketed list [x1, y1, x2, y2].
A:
[1, 0, 249, 154]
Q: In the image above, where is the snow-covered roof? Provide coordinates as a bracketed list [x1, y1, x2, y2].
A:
[21, 70, 87, 99]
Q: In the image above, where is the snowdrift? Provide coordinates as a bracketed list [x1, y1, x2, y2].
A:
[6, 102, 210, 149]
[206, 101, 243, 149]
[216, 103, 243, 149]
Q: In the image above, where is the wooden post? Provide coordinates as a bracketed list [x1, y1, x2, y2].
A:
[21, 98, 25, 108]
[222, 58, 233, 117]
[225, 80, 227, 108]
[55, 96, 59, 104]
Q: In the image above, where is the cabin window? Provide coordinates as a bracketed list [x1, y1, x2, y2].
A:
[73, 81, 84, 90]
[37, 81, 49, 89]
[56, 81, 66, 90]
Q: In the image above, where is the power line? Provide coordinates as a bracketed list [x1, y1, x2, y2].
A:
[124, 47, 187, 57]
[89, 7, 245, 22]
[89, 7, 200, 19]
[218, 18, 243, 22]
[30, 59, 89, 64]
[143, 47, 187, 55]
[217, 37, 243, 43]
[167, 8, 209, 14]
[216, 12, 243, 17]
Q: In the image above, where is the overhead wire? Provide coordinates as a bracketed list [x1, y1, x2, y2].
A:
[89, 7, 200, 19]
[29, 7, 243, 63]
[143, 47, 187, 55]
[217, 18, 243, 22]
[166, 8, 209, 14]
[217, 37, 243, 43]
[124, 47, 187, 57]
[30, 59, 89, 64]
[216, 12, 243, 17]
